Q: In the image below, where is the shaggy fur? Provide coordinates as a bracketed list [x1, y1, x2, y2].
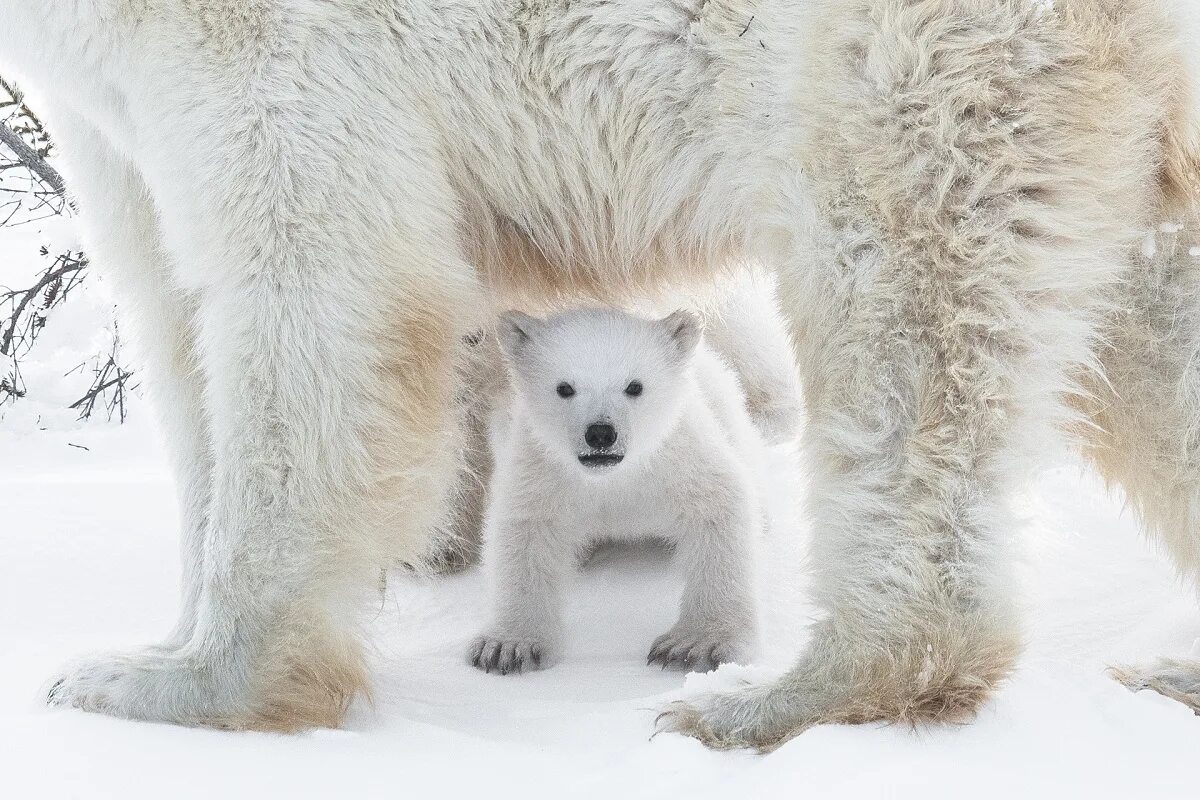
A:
[2, 0, 1198, 745]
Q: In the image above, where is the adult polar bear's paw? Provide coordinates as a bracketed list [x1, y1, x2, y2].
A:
[46, 647, 247, 727]
[660, 674, 1010, 751]
[659, 628, 1017, 751]
[46, 639, 365, 731]
[1111, 659, 1200, 714]
[656, 681, 820, 752]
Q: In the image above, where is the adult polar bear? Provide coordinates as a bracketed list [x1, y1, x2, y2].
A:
[2, 0, 1198, 749]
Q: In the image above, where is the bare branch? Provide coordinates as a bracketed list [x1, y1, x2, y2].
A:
[1, 74, 135, 421]
[0, 121, 65, 196]
[68, 321, 137, 423]
[0, 252, 87, 357]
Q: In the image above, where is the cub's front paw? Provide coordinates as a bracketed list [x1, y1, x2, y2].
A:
[648, 627, 744, 672]
[468, 634, 547, 675]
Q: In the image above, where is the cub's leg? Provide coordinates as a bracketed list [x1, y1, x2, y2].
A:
[470, 454, 574, 675]
[1082, 221, 1200, 713]
[662, 2, 1153, 749]
[49, 112, 211, 647]
[649, 443, 758, 672]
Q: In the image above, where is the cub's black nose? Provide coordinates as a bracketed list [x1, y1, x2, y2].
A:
[585, 422, 618, 450]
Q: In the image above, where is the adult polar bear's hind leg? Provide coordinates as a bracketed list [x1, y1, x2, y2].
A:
[660, 0, 1187, 749]
[1082, 77, 1200, 711]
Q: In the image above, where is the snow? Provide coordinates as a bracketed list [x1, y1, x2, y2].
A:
[2, 415, 1200, 798]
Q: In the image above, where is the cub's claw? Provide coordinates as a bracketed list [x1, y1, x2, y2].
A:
[468, 635, 545, 675]
[647, 630, 739, 672]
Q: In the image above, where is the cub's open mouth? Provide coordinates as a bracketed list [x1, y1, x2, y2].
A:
[578, 452, 625, 468]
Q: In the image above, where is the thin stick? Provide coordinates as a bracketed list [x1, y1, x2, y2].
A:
[0, 121, 65, 196]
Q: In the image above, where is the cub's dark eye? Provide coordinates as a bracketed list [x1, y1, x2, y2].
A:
[556, 382, 575, 398]
[625, 380, 643, 397]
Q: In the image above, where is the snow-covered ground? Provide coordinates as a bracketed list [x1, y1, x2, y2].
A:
[3, 411, 1200, 798]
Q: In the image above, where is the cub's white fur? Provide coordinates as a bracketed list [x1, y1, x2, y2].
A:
[470, 308, 762, 674]
[1, 0, 1197, 749]
[430, 267, 801, 571]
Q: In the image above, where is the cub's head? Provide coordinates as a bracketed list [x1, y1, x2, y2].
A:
[498, 307, 702, 475]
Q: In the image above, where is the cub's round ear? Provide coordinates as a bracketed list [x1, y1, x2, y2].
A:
[660, 309, 703, 358]
[497, 311, 541, 362]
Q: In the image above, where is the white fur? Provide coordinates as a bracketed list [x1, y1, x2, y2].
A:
[470, 308, 762, 674]
[1, 0, 1196, 745]
[421, 266, 803, 572]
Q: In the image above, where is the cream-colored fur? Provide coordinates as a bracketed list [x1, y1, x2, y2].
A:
[1, 0, 1196, 746]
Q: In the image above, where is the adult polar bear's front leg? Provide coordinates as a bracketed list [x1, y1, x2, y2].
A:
[44, 21, 475, 727]
[48, 201, 470, 729]
[661, 1, 1158, 750]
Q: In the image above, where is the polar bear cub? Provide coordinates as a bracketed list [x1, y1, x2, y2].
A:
[469, 307, 763, 675]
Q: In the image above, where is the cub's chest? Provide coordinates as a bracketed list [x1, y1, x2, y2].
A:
[560, 469, 686, 542]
